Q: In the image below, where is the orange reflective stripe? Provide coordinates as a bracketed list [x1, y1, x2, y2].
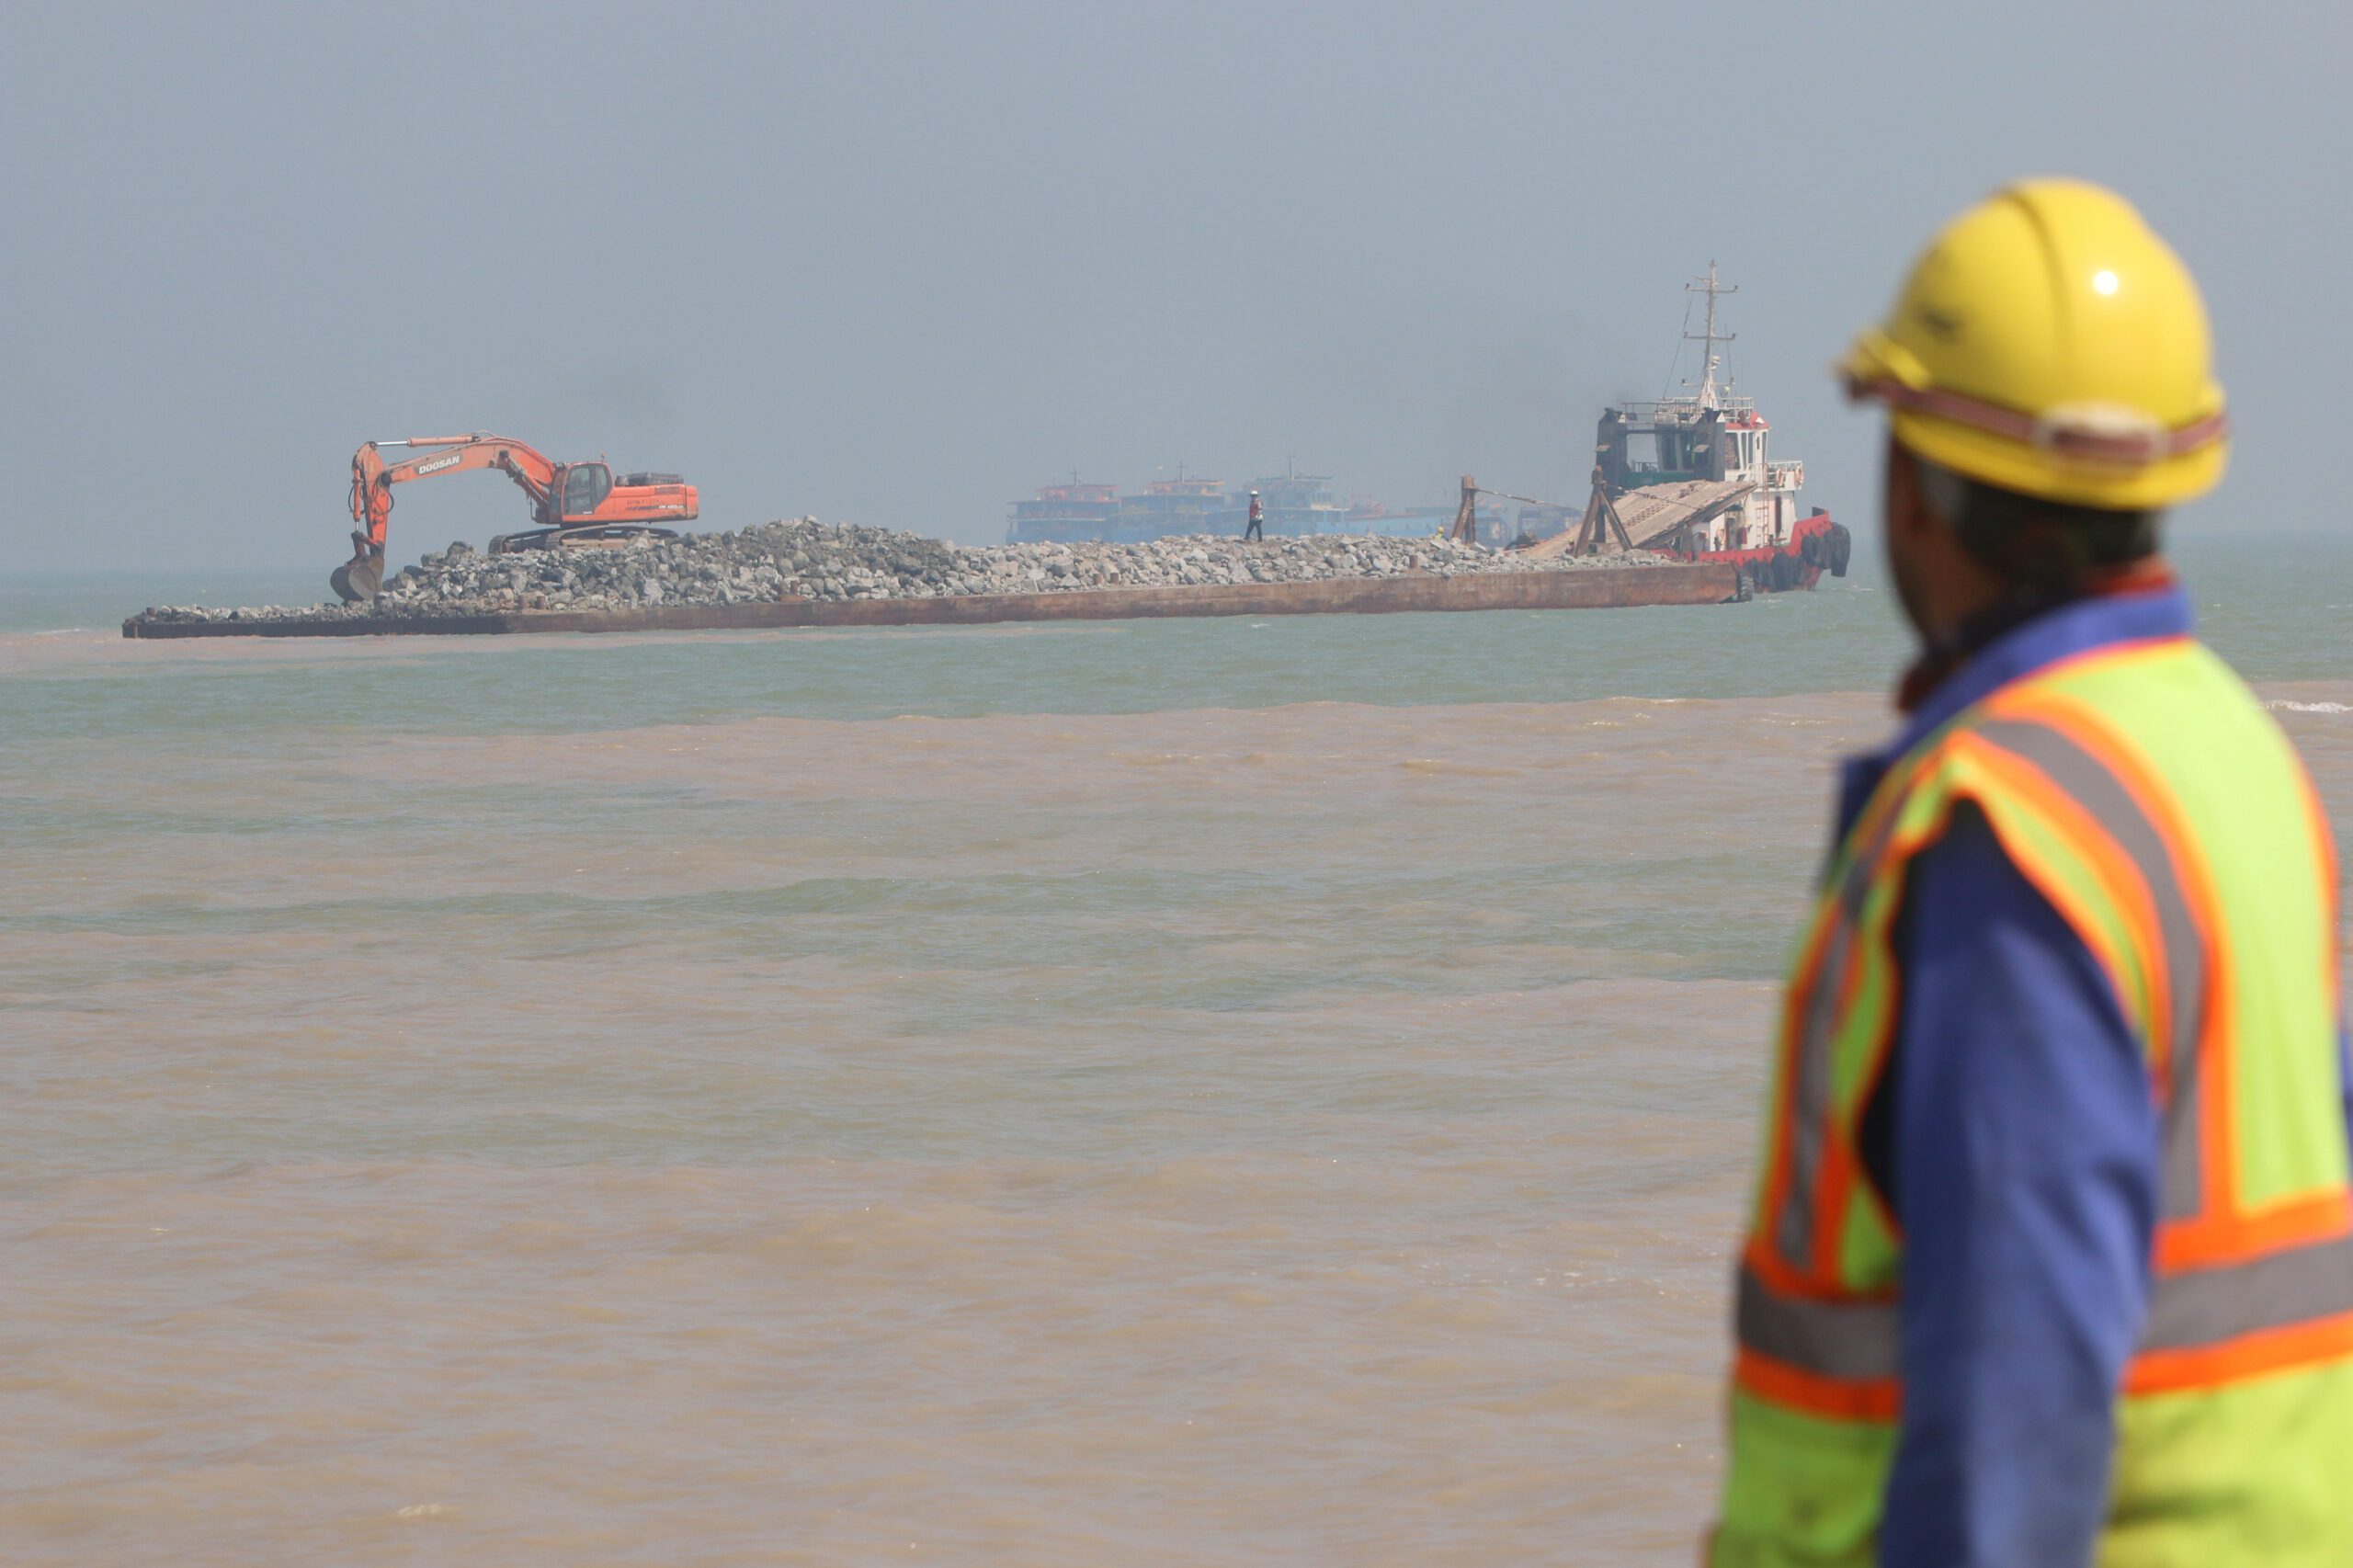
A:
[1817, 797, 1980, 1260]
[1808, 927, 1881, 1278]
[1741, 1236, 1819, 1299]
[2126, 1310, 2353, 1396]
[1983, 693, 2218, 1085]
[2160, 1192, 2353, 1271]
[1756, 909, 1837, 1269]
[1742, 1232, 1904, 1301]
[1970, 721, 2186, 1077]
[1972, 699, 2229, 1231]
[1766, 730, 2019, 1278]
[1733, 1347, 1902, 1423]
[1767, 714, 2181, 1287]
[1998, 688, 2242, 1213]
[1838, 992, 1906, 1247]
[1940, 734, 2160, 1028]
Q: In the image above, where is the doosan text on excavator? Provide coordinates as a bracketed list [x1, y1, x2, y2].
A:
[333, 434, 698, 602]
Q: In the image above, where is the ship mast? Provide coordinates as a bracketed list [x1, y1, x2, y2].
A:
[1685, 261, 1738, 410]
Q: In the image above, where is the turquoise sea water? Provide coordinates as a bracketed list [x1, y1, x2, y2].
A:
[8, 534, 2348, 733]
[1, 534, 2346, 1564]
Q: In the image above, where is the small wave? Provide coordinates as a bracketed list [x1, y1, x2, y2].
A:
[1400, 757, 1521, 777]
[2266, 700, 2351, 714]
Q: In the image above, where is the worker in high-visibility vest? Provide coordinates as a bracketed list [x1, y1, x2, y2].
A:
[1711, 180, 2353, 1565]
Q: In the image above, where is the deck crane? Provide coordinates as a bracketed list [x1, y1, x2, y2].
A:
[332, 434, 698, 602]
[1445, 475, 1596, 548]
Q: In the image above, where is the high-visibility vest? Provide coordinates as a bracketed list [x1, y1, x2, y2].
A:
[1714, 633, 2353, 1566]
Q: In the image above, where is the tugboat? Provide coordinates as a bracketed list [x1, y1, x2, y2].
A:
[1534, 264, 1850, 591]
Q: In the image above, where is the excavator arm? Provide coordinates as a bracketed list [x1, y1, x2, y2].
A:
[335, 434, 559, 602]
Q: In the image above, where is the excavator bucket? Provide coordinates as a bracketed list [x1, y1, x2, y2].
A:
[330, 533, 383, 603]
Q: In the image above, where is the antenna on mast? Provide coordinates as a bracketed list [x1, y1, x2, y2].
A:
[1684, 261, 1738, 410]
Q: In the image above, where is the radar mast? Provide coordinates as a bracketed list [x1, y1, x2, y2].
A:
[1685, 261, 1739, 410]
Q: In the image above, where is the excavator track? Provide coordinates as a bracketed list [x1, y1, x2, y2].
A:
[487, 525, 682, 554]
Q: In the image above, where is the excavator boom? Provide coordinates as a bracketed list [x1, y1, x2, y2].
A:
[332, 432, 695, 602]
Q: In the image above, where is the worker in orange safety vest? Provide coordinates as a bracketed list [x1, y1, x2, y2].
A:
[1710, 179, 2353, 1565]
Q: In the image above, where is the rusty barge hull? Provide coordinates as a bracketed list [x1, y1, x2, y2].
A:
[121, 562, 1741, 641]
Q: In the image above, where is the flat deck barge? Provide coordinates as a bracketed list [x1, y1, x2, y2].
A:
[123, 562, 1741, 640]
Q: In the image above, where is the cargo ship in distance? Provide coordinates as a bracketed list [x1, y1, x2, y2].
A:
[1532, 263, 1849, 592]
[1005, 266, 1849, 590]
[1006, 467, 1449, 546]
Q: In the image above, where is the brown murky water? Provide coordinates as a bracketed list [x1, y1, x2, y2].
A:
[3, 609, 2346, 1565]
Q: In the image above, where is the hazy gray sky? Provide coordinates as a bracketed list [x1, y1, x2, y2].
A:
[5, 1, 2347, 574]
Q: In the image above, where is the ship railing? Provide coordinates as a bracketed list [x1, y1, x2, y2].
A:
[1768, 460, 1805, 490]
[1624, 394, 1758, 418]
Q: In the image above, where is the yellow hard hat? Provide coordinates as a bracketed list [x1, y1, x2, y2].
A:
[1840, 178, 2227, 510]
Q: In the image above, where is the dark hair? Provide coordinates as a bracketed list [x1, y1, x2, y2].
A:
[1917, 460, 2160, 586]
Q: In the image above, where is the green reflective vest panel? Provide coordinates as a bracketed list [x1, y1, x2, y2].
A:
[1712, 636, 2353, 1566]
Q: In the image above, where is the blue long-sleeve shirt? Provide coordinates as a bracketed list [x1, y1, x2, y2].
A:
[1829, 579, 2353, 1566]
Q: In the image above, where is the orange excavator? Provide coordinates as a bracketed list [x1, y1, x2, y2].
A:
[332, 433, 699, 601]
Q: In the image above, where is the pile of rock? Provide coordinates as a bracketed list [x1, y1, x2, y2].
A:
[133, 518, 1670, 625]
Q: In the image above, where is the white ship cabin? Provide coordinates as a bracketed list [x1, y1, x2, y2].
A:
[1595, 394, 1806, 552]
[1590, 262, 1807, 553]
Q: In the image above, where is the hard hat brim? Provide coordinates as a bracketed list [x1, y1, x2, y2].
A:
[1838, 327, 1928, 394]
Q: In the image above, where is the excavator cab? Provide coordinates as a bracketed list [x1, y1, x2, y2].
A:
[558, 462, 614, 520]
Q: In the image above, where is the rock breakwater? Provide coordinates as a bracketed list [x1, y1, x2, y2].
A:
[132, 518, 1672, 626]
